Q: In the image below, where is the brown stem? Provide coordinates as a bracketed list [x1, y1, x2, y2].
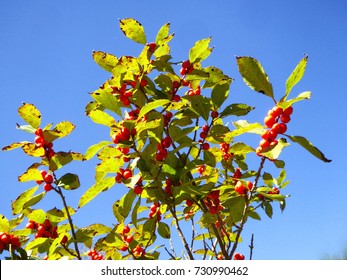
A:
[54, 185, 81, 260]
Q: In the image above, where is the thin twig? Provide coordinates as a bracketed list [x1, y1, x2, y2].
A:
[249, 233, 254, 260]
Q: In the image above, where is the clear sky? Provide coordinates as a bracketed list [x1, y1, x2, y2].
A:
[0, 0, 346, 260]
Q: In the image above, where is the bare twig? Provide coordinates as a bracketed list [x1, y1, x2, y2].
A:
[249, 233, 254, 260]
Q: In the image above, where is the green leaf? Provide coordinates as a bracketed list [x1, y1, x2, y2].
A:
[92, 51, 118, 72]
[220, 103, 255, 117]
[288, 135, 332, 162]
[203, 66, 232, 88]
[48, 152, 84, 171]
[116, 190, 136, 221]
[263, 201, 273, 219]
[229, 142, 254, 155]
[224, 120, 263, 140]
[131, 197, 141, 227]
[189, 37, 212, 63]
[211, 82, 230, 108]
[91, 90, 121, 116]
[18, 103, 42, 129]
[186, 95, 211, 121]
[12, 186, 39, 215]
[23, 192, 45, 209]
[57, 173, 80, 190]
[84, 141, 112, 160]
[277, 91, 311, 109]
[119, 18, 147, 44]
[138, 99, 170, 119]
[158, 222, 171, 239]
[0, 215, 10, 233]
[236, 56, 274, 100]
[78, 177, 115, 208]
[24, 209, 46, 224]
[284, 55, 308, 99]
[88, 109, 116, 127]
[224, 196, 246, 224]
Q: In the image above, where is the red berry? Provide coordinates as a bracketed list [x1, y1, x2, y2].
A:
[0, 233, 10, 245]
[217, 254, 224, 260]
[235, 181, 247, 195]
[122, 225, 130, 235]
[209, 206, 218, 215]
[140, 79, 148, 87]
[161, 136, 172, 148]
[125, 235, 134, 243]
[280, 114, 291, 123]
[270, 106, 283, 117]
[44, 174, 54, 184]
[211, 111, 219, 119]
[123, 169, 132, 180]
[202, 124, 209, 133]
[134, 185, 143, 195]
[186, 199, 193, 207]
[202, 143, 210, 150]
[259, 139, 270, 149]
[283, 106, 293, 116]
[61, 235, 68, 244]
[148, 42, 157, 52]
[264, 115, 276, 128]
[272, 123, 287, 134]
[234, 253, 245, 260]
[173, 95, 181, 102]
[43, 183, 53, 192]
[200, 132, 207, 139]
[120, 245, 128, 252]
[182, 60, 191, 69]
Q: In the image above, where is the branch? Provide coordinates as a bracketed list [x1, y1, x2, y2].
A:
[229, 156, 266, 258]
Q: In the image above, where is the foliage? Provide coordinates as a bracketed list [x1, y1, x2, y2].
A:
[0, 18, 331, 260]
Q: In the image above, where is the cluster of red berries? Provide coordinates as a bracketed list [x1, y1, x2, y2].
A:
[180, 60, 194, 76]
[197, 165, 205, 175]
[231, 168, 253, 195]
[34, 128, 55, 158]
[199, 124, 210, 151]
[163, 178, 173, 195]
[220, 142, 233, 161]
[234, 253, 245, 260]
[26, 219, 58, 239]
[0, 232, 20, 253]
[125, 107, 140, 121]
[133, 177, 143, 195]
[163, 111, 173, 127]
[119, 225, 134, 252]
[109, 77, 148, 107]
[36, 170, 54, 192]
[235, 181, 253, 195]
[256, 105, 293, 155]
[115, 168, 133, 183]
[112, 125, 136, 144]
[205, 190, 224, 215]
[132, 245, 145, 258]
[169, 80, 181, 102]
[87, 249, 104, 260]
[258, 187, 280, 200]
[187, 85, 201, 96]
[155, 136, 172, 161]
[148, 202, 162, 221]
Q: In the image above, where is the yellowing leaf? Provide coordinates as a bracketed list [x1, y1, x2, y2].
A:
[22, 143, 45, 157]
[284, 55, 308, 99]
[119, 18, 147, 44]
[189, 37, 213, 63]
[18, 103, 42, 129]
[18, 167, 42, 182]
[92, 51, 118, 72]
[2, 142, 29, 151]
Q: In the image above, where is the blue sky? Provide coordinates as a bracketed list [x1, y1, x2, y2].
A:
[0, 1, 346, 260]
